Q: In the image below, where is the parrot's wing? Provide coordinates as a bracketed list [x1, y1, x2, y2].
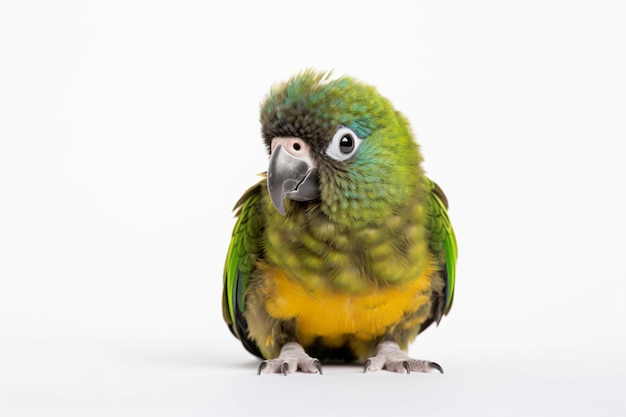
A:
[425, 178, 458, 324]
[223, 180, 265, 357]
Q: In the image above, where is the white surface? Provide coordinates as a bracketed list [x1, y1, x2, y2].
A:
[1, 1, 625, 416]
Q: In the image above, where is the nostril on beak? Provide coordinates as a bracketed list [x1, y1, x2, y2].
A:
[286, 138, 305, 155]
[270, 137, 312, 160]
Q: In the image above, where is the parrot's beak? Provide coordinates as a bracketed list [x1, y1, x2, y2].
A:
[267, 142, 319, 216]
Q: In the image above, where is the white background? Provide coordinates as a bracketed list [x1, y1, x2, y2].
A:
[1, 0, 625, 416]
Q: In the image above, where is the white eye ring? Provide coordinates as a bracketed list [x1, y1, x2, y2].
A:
[325, 127, 363, 161]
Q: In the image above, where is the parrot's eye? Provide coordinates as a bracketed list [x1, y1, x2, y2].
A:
[339, 135, 354, 153]
[326, 127, 363, 162]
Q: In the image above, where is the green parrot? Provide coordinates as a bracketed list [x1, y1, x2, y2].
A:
[222, 70, 457, 375]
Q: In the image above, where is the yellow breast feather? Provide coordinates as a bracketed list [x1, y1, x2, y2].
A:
[261, 262, 435, 345]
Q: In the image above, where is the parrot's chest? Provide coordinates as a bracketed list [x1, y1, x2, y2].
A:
[258, 203, 435, 356]
[260, 263, 435, 345]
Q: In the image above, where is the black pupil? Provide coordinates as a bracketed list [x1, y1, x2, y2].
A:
[339, 135, 354, 153]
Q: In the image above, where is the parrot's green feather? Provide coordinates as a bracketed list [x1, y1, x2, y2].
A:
[222, 181, 264, 345]
[426, 179, 457, 315]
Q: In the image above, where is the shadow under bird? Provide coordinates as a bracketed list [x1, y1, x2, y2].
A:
[223, 70, 457, 375]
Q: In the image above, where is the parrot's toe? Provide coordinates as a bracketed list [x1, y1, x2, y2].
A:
[364, 341, 444, 374]
[427, 361, 444, 374]
[257, 361, 267, 375]
[257, 342, 323, 376]
[311, 358, 323, 374]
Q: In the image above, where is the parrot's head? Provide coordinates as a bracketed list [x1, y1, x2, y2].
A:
[261, 69, 423, 226]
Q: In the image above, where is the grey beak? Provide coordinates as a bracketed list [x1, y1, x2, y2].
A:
[267, 144, 319, 215]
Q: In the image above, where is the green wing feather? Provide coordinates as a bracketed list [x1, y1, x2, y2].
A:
[222, 181, 265, 341]
[425, 178, 458, 316]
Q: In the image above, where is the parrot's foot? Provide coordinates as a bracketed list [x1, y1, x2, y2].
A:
[363, 341, 443, 374]
[257, 342, 323, 376]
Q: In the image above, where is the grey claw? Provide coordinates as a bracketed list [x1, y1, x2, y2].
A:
[402, 360, 411, 374]
[363, 359, 372, 373]
[313, 359, 323, 375]
[257, 361, 268, 375]
[281, 362, 289, 376]
[429, 362, 444, 374]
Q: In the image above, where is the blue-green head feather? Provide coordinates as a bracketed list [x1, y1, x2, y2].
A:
[260, 69, 424, 226]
